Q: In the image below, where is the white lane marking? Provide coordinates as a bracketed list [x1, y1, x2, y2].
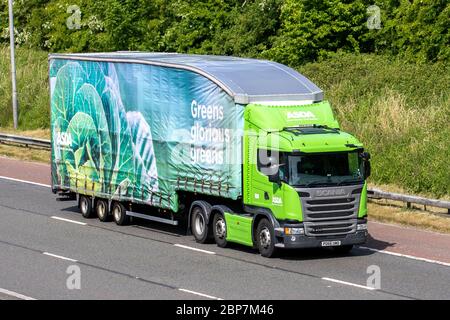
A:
[322, 277, 376, 291]
[174, 244, 216, 255]
[359, 246, 450, 267]
[0, 175, 51, 188]
[178, 288, 223, 300]
[43, 252, 78, 262]
[0, 288, 36, 300]
[51, 216, 87, 226]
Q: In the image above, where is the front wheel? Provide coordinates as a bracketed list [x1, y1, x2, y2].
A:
[213, 213, 228, 248]
[256, 218, 278, 258]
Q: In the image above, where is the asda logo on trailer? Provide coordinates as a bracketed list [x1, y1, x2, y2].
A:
[56, 132, 72, 147]
[286, 111, 317, 120]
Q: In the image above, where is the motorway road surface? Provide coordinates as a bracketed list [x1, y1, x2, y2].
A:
[0, 157, 449, 300]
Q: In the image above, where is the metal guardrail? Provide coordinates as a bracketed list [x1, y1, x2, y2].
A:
[368, 188, 450, 214]
[0, 132, 51, 150]
[0, 132, 448, 214]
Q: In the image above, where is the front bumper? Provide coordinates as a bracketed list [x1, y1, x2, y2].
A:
[274, 223, 368, 249]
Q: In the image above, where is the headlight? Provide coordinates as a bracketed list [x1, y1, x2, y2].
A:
[357, 223, 368, 231]
[285, 227, 304, 235]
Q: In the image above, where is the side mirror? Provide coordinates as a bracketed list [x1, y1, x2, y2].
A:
[362, 152, 371, 161]
[364, 160, 371, 179]
[362, 152, 371, 179]
[268, 172, 281, 185]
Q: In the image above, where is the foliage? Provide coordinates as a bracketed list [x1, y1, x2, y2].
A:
[0, 46, 49, 128]
[0, 1, 448, 63]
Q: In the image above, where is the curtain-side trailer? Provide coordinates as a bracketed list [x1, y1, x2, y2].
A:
[49, 53, 371, 257]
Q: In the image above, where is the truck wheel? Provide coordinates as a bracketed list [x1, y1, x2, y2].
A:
[112, 202, 129, 226]
[96, 199, 110, 222]
[191, 205, 211, 243]
[79, 195, 93, 218]
[256, 218, 278, 258]
[213, 213, 228, 248]
[332, 245, 353, 254]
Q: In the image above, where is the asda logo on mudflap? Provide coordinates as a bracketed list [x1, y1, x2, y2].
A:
[286, 111, 317, 120]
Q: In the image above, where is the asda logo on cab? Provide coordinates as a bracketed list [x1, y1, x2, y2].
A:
[286, 111, 317, 121]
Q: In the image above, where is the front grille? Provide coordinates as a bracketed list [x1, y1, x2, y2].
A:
[308, 211, 354, 219]
[304, 197, 357, 221]
[298, 186, 362, 237]
[305, 220, 357, 236]
[308, 204, 354, 212]
[307, 198, 354, 205]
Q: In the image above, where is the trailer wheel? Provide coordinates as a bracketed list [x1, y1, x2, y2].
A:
[112, 202, 129, 226]
[96, 199, 110, 222]
[256, 218, 278, 258]
[79, 195, 93, 218]
[190, 205, 211, 243]
[213, 213, 228, 248]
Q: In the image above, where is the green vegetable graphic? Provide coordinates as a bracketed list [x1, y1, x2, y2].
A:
[50, 60, 158, 201]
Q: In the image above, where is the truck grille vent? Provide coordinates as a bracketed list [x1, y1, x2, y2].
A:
[307, 211, 354, 219]
[304, 220, 357, 236]
[308, 204, 354, 212]
[297, 186, 362, 236]
[307, 198, 354, 205]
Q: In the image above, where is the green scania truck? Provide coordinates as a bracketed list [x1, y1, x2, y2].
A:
[49, 52, 370, 257]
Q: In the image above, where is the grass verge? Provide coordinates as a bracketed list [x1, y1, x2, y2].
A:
[368, 202, 450, 234]
[0, 128, 50, 163]
[0, 143, 50, 163]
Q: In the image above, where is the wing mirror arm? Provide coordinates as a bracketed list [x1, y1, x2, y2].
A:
[362, 152, 371, 179]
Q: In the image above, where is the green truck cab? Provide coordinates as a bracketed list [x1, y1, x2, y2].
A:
[229, 102, 370, 257]
[49, 53, 370, 258]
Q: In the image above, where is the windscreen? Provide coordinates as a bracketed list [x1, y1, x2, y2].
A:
[287, 151, 363, 187]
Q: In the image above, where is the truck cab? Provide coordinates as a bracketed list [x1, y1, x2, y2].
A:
[235, 101, 370, 256]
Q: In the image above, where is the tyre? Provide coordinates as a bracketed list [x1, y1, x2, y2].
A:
[190, 204, 212, 243]
[96, 199, 110, 222]
[112, 202, 129, 226]
[256, 218, 278, 258]
[213, 213, 228, 248]
[332, 245, 353, 254]
[95, 199, 110, 222]
[79, 195, 93, 218]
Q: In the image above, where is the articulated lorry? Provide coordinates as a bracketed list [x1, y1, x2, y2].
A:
[49, 52, 371, 257]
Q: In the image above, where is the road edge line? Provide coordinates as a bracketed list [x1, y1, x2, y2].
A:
[0, 288, 36, 300]
[0, 175, 50, 188]
[359, 246, 450, 267]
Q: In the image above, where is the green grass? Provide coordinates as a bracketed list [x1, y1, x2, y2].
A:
[0, 47, 449, 197]
[0, 46, 49, 129]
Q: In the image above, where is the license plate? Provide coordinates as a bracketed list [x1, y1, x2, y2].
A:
[321, 240, 341, 247]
